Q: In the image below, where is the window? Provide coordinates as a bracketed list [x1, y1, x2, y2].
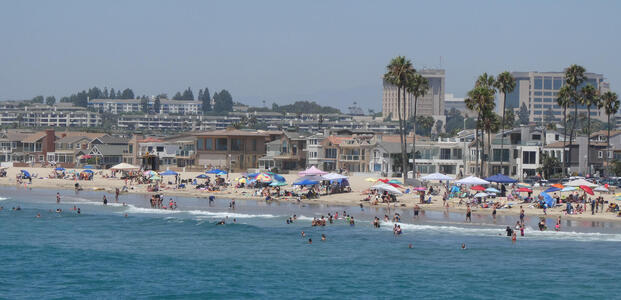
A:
[513, 149, 518, 159]
[205, 138, 213, 150]
[544, 78, 552, 89]
[252, 139, 257, 151]
[216, 138, 227, 151]
[554, 78, 563, 89]
[532, 134, 541, 140]
[197, 139, 204, 150]
[231, 139, 242, 151]
[440, 149, 451, 160]
[156, 146, 164, 152]
[534, 77, 543, 89]
[609, 151, 613, 158]
[325, 148, 337, 158]
[282, 140, 288, 153]
[493, 149, 509, 162]
[534, 98, 542, 102]
[452, 149, 462, 159]
[523, 151, 536, 164]
[598, 151, 603, 158]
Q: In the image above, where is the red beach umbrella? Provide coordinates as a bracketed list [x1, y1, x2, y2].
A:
[377, 179, 389, 183]
[471, 185, 486, 191]
[579, 185, 594, 195]
[517, 187, 533, 193]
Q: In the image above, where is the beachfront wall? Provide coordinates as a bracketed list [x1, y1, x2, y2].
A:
[192, 129, 268, 172]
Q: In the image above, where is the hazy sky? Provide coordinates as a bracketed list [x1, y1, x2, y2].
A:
[1, 0, 620, 111]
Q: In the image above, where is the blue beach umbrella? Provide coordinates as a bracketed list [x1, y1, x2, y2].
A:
[196, 174, 208, 179]
[216, 172, 227, 176]
[81, 169, 94, 174]
[55, 167, 65, 171]
[83, 165, 94, 169]
[20, 170, 31, 178]
[206, 169, 227, 174]
[293, 179, 319, 186]
[544, 187, 561, 193]
[272, 174, 286, 182]
[160, 170, 178, 176]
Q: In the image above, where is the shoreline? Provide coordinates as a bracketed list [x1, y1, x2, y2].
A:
[2, 166, 620, 223]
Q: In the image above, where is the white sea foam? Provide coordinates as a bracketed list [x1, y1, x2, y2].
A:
[122, 205, 278, 219]
[381, 221, 621, 242]
[0, 197, 8, 201]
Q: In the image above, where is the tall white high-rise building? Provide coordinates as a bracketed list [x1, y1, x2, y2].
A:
[382, 69, 445, 122]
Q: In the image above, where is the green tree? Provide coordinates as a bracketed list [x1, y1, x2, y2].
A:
[153, 98, 161, 113]
[580, 84, 599, 175]
[518, 103, 529, 125]
[182, 87, 194, 100]
[103, 87, 109, 99]
[384, 56, 415, 180]
[199, 88, 211, 113]
[121, 88, 135, 99]
[539, 152, 561, 179]
[434, 120, 443, 136]
[31, 95, 44, 103]
[415, 116, 434, 136]
[87, 87, 103, 100]
[556, 85, 573, 177]
[109, 88, 116, 99]
[601, 91, 620, 177]
[494, 71, 516, 173]
[45, 96, 56, 106]
[140, 97, 149, 113]
[504, 109, 516, 129]
[213, 89, 234, 113]
[445, 108, 465, 134]
[172, 92, 183, 100]
[406, 73, 429, 176]
[480, 110, 500, 175]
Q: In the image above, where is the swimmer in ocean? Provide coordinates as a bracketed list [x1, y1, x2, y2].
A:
[321, 234, 326, 241]
[301, 231, 306, 237]
[103, 195, 108, 205]
[36, 213, 40, 218]
[408, 243, 413, 249]
[308, 238, 312, 244]
[77, 208, 81, 214]
[461, 243, 466, 250]
[56, 192, 61, 203]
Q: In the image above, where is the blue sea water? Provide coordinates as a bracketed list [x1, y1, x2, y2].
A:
[1, 186, 620, 299]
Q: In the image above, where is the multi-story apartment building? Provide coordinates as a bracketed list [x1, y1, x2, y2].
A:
[500, 71, 608, 123]
[382, 69, 446, 127]
[193, 129, 269, 171]
[88, 98, 202, 115]
[0, 103, 102, 128]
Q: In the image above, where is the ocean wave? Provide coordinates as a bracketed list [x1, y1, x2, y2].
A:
[122, 205, 278, 219]
[381, 221, 621, 242]
[0, 197, 8, 201]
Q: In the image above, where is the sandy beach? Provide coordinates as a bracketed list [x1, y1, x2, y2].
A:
[2, 166, 620, 222]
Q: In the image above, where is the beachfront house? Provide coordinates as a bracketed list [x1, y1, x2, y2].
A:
[258, 131, 307, 171]
[192, 128, 268, 171]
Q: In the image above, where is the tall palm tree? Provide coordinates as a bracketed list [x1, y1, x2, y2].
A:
[406, 73, 429, 177]
[564, 65, 586, 175]
[384, 56, 415, 181]
[480, 110, 501, 176]
[493, 72, 516, 175]
[557, 85, 572, 177]
[475, 73, 496, 176]
[579, 84, 599, 175]
[600, 91, 620, 177]
[465, 85, 496, 177]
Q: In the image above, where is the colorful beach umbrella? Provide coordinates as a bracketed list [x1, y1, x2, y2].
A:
[579, 185, 594, 195]
[561, 186, 577, 192]
[256, 173, 273, 183]
[55, 167, 65, 171]
[594, 186, 609, 193]
[517, 187, 533, 193]
[485, 187, 501, 193]
[517, 182, 532, 188]
[551, 183, 564, 189]
[388, 179, 403, 185]
[473, 192, 489, 198]
[150, 175, 161, 180]
[196, 174, 208, 179]
[160, 170, 178, 176]
[471, 185, 486, 191]
[413, 187, 426, 191]
[269, 181, 287, 186]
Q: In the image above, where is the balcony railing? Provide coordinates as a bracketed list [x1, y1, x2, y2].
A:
[340, 155, 366, 161]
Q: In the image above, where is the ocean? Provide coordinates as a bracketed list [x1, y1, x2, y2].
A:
[1, 186, 620, 299]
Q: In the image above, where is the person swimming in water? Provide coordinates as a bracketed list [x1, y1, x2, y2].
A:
[77, 208, 81, 214]
[301, 231, 306, 237]
[103, 195, 108, 205]
[321, 234, 326, 241]
[56, 192, 61, 203]
[461, 243, 466, 250]
[216, 219, 226, 225]
[308, 238, 312, 244]
[36, 213, 41, 218]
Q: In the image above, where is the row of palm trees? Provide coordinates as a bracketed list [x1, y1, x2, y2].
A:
[463, 72, 516, 177]
[556, 65, 620, 177]
[383, 56, 430, 181]
[384, 57, 621, 179]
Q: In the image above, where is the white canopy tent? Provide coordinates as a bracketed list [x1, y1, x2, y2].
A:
[110, 163, 140, 170]
[421, 172, 454, 181]
[565, 179, 597, 187]
[371, 183, 403, 195]
[322, 173, 348, 180]
[455, 176, 490, 185]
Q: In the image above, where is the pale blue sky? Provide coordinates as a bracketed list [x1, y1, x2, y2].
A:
[1, 0, 619, 111]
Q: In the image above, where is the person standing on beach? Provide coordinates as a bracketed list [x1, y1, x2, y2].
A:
[591, 198, 596, 215]
[103, 195, 108, 205]
[519, 206, 525, 225]
[465, 205, 472, 222]
[413, 205, 420, 218]
[115, 188, 119, 203]
[492, 204, 497, 220]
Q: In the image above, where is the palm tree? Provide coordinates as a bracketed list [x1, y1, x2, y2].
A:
[557, 85, 572, 177]
[384, 56, 415, 180]
[580, 84, 599, 175]
[406, 73, 429, 177]
[564, 65, 586, 175]
[493, 72, 516, 175]
[465, 85, 496, 177]
[601, 91, 620, 177]
[480, 110, 501, 176]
